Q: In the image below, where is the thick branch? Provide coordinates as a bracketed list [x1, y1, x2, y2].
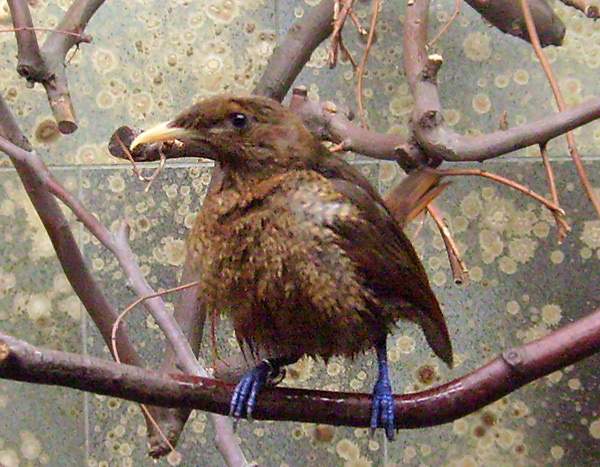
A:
[7, 0, 103, 133]
[0, 95, 141, 368]
[6, 0, 46, 81]
[289, 88, 431, 170]
[2, 300, 600, 428]
[420, 97, 600, 162]
[465, 0, 565, 46]
[404, 1, 600, 163]
[254, 0, 335, 101]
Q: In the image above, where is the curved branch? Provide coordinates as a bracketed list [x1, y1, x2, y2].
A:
[404, 1, 600, 163]
[2, 301, 600, 428]
[465, 0, 565, 47]
[423, 97, 600, 162]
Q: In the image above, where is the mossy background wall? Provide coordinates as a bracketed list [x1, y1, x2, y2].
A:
[1, 0, 600, 465]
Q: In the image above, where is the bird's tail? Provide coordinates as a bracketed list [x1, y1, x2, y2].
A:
[383, 168, 451, 228]
[415, 309, 454, 368]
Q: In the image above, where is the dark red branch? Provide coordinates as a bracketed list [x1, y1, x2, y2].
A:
[2, 301, 600, 429]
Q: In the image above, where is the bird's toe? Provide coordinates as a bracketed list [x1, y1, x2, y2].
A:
[370, 379, 395, 440]
[229, 361, 272, 421]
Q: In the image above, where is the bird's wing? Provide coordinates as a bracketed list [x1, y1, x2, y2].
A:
[327, 177, 453, 366]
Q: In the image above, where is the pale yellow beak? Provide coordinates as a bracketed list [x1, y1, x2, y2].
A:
[129, 121, 193, 151]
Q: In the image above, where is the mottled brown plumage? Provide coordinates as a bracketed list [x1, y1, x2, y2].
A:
[131, 95, 452, 438]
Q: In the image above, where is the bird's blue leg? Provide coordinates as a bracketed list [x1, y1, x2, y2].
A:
[370, 338, 395, 440]
[229, 355, 297, 424]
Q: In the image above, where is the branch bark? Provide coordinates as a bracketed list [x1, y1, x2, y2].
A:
[404, 0, 600, 164]
[2, 298, 600, 428]
[464, 0, 565, 46]
[0, 94, 141, 369]
[7, 0, 102, 133]
[253, 0, 335, 101]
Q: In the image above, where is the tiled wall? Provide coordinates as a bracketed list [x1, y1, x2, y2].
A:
[1, 0, 599, 465]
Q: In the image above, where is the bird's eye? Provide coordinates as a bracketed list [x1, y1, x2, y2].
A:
[230, 112, 249, 129]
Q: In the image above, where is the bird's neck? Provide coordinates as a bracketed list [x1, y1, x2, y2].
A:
[218, 164, 288, 194]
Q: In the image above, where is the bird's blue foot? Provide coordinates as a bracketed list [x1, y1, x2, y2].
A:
[229, 356, 296, 424]
[230, 360, 273, 421]
[370, 340, 395, 440]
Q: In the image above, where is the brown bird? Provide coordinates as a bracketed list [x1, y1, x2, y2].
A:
[130, 95, 453, 439]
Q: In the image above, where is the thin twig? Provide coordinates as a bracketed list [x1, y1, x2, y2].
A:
[427, 202, 469, 285]
[356, 0, 380, 128]
[539, 143, 567, 242]
[0, 26, 90, 39]
[520, 0, 600, 222]
[115, 134, 166, 191]
[328, 0, 355, 68]
[339, 36, 359, 71]
[428, 0, 461, 47]
[438, 168, 570, 234]
[111, 282, 202, 363]
[349, 10, 367, 35]
[110, 282, 205, 461]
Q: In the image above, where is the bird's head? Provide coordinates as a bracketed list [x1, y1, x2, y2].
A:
[130, 95, 326, 180]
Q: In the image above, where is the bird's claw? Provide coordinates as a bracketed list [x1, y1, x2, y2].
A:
[370, 378, 395, 440]
[229, 360, 274, 422]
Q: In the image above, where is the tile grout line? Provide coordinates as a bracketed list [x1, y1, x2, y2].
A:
[78, 165, 92, 465]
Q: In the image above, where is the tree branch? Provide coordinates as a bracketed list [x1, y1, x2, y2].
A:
[7, 0, 102, 133]
[404, 1, 600, 164]
[2, 299, 600, 429]
[464, 0, 565, 46]
[254, 0, 335, 101]
[0, 94, 142, 369]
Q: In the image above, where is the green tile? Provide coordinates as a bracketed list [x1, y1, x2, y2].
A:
[0, 168, 85, 466]
[3, 0, 600, 465]
[380, 159, 600, 466]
